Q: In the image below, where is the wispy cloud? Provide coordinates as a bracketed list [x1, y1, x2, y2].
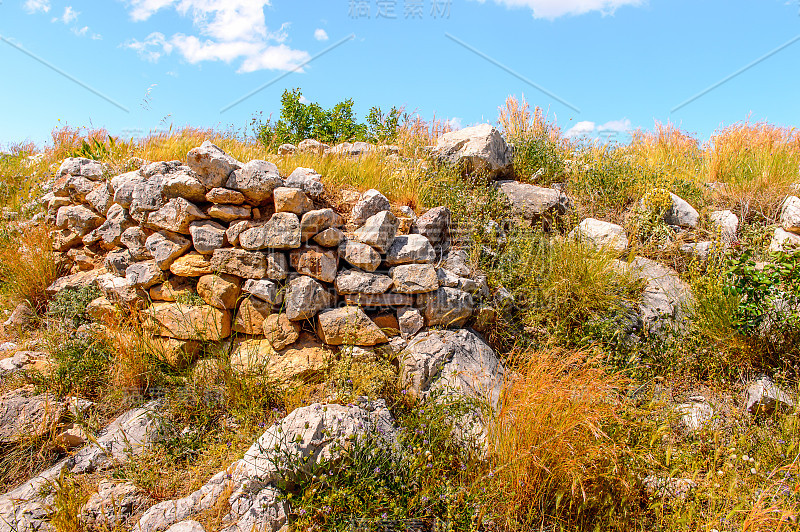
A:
[314, 28, 329, 41]
[565, 118, 632, 139]
[61, 6, 79, 24]
[24, 0, 51, 14]
[123, 0, 310, 73]
[472, 0, 644, 19]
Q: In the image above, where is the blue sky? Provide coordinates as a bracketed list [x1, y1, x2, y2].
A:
[1, 0, 799, 147]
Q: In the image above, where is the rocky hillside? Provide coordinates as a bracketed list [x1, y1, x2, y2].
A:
[0, 116, 798, 532]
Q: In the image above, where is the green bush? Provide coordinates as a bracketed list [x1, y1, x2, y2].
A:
[46, 285, 102, 329]
[48, 337, 113, 399]
[254, 88, 401, 149]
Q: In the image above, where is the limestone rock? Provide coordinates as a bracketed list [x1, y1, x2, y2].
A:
[210, 249, 270, 279]
[313, 227, 345, 247]
[169, 252, 213, 277]
[0, 388, 63, 444]
[233, 297, 272, 335]
[52, 228, 83, 252]
[497, 180, 570, 224]
[351, 189, 390, 226]
[343, 293, 414, 307]
[284, 276, 334, 321]
[208, 204, 251, 223]
[676, 396, 714, 432]
[417, 287, 474, 327]
[87, 296, 117, 321]
[619, 257, 693, 336]
[317, 306, 388, 346]
[781, 196, 800, 234]
[300, 208, 343, 242]
[568, 218, 628, 253]
[277, 143, 296, 155]
[746, 376, 795, 415]
[298, 139, 329, 154]
[339, 240, 381, 272]
[335, 269, 393, 295]
[162, 171, 207, 203]
[432, 124, 513, 178]
[58, 157, 105, 180]
[149, 277, 195, 302]
[197, 274, 241, 310]
[111, 171, 147, 208]
[148, 198, 208, 234]
[710, 210, 739, 242]
[242, 279, 282, 305]
[285, 167, 324, 198]
[189, 220, 227, 255]
[273, 187, 313, 215]
[56, 205, 105, 236]
[263, 313, 301, 350]
[226, 160, 283, 204]
[105, 249, 135, 277]
[354, 211, 398, 254]
[145, 303, 231, 341]
[398, 307, 424, 338]
[290, 245, 338, 283]
[186, 141, 242, 189]
[121, 226, 152, 260]
[391, 263, 439, 294]
[86, 183, 113, 216]
[146, 231, 193, 270]
[206, 187, 245, 205]
[386, 234, 436, 265]
[769, 227, 800, 252]
[81, 480, 151, 529]
[415, 206, 450, 245]
[95, 204, 137, 247]
[400, 328, 505, 407]
[126, 260, 165, 289]
[663, 193, 699, 229]
[225, 220, 254, 246]
[239, 213, 301, 250]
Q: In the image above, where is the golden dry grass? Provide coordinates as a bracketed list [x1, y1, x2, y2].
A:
[486, 349, 638, 530]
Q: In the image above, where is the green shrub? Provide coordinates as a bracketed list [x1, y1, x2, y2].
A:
[254, 89, 402, 149]
[46, 285, 102, 329]
[47, 337, 113, 399]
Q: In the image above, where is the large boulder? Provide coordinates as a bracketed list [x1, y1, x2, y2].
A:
[432, 124, 513, 178]
[497, 180, 570, 225]
[58, 157, 105, 180]
[386, 234, 436, 265]
[147, 198, 208, 234]
[225, 160, 282, 204]
[769, 227, 800, 252]
[134, 401, 394, 532]
[0, 388, 63, 445]
[239, 213, 301, 251]
[339, 240, 381, 272]
[391, 263, 439, 294]
[568, 218, 628, 253]
[709, 210, 739, 242]
[616, 257, 693, 336]
[353, 211, 399, 254]
[746, 376, 795, 415]
[210, 249, 271, 279]
[197, 274, 241, 310]
[350, 189, 390, 226]
[300, 209, 343, 242]
[417, 287, 474, 327]
[780, 196, 800, 234]
[400, 329, 505, 408]
[56, 205, 105, 236]
[188, 220, 227, 255]
[663, 192, 699, 229]
[334, 269, 393, 295]
[285, 167, 324, 199]
[186, 141, 242, 189]
[415, 206, 450, 246]
[146, 231, 193, 270]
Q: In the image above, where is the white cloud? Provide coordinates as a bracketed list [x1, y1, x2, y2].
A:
[124, 0, 309, 72]
[565, 118, 632, 141]
[24, 0, 51, 14]
[72, 26, 88, 37]
[473, 0, 644, 19]
[314, 28, 329, 41]
[564, 120, 596, 138]
[61, 6, 79, 24]
[125, 31, 173, 62]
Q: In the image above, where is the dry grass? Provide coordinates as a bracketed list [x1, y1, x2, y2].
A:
[0, 224, 64, 312]
[486, 349, 638, 530]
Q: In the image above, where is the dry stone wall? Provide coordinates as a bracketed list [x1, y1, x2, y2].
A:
[44, 141, 487, 359]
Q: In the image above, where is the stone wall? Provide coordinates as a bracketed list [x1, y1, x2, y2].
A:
[44, 141, 487, 359]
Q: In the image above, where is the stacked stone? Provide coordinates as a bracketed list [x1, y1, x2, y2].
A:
[45, 141, 486, 357]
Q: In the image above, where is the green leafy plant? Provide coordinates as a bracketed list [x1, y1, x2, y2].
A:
[725, 249, 800, 335]
[46, 285, 102, 329]
[46, 337, 113, 399]
[67, 135, 115, 161]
